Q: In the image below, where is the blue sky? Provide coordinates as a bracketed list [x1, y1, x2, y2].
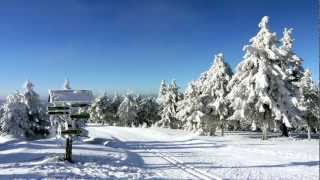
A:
[0, 0, 317, 97]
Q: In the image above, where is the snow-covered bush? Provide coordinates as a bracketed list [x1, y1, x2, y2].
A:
[0, 81, 49, 137]
[156, 80, 182, 129]
[0, 92, 30, 137]
[227, 16, 301, 140]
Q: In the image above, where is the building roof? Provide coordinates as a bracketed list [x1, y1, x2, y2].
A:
[48, 89, 93, 104]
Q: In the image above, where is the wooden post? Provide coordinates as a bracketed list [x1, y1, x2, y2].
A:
[62, 130, 81, 162]
[65, 136, 72, 162]
[69, 138, 73, 161]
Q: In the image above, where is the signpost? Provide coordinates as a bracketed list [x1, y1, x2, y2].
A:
[48, 106, 90, 162]
[61, 129, 82, 162]
[47, 89, 93, 162]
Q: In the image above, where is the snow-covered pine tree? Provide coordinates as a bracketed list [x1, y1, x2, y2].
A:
[137, 96, 160, 127]
[111, 93, 122, 123]
[298, 70, 320, 140]
[227, 16, 301, 140]
[117, 93, 139, 127]
[278, 28, 304, 83]
[157, 80, 167, 106]
[0, 91, 30, 137]
[204, 53, 233, 136]
[0, 81, 50, 137]
[156, 80, 181, 129]
[63, 79, 72, 90]
[176, 81, 207, 134]
[89, 95, 115, 125]
[271, 27, 305, 136]
[176, 53, 232, 136]
[22, 80, 49, 136]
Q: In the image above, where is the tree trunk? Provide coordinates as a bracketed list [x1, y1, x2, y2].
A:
[251, 120, 257, 131]
[262, 121, 268, 140]
[307, 125, 311, 141]
[210, 126, 216, 136]
[261, 104, 271, 140]
[280, 123, 288, 137]
[221, 123, 225, 136]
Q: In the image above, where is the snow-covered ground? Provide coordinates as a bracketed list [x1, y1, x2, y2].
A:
[0, 126, 318, 179]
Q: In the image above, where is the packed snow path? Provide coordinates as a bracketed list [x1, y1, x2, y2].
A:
[87, 126, 319, 180]
[88, 126, 222, 180]
[0, 126, 318, 179]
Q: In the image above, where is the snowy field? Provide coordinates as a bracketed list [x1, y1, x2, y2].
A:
[0, 125, 318, 179]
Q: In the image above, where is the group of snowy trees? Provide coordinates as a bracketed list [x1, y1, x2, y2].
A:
[157, 16, 319, 140]
[0, 16, 317, 141]
[89, 93, 160, 127]
[0, 81, 50, 137]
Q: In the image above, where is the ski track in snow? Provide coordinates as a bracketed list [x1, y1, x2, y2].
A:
[88, 126, 319, 180]
[146, 148, 222, 180]
[98, 127, 222, 180]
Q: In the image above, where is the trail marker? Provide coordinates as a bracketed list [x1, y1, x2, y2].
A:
[48, 89, 93, 162]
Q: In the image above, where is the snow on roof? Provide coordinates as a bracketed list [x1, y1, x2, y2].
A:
[49, 90, 93, 104]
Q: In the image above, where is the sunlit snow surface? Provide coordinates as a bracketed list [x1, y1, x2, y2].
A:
[0, 126, 318, 179]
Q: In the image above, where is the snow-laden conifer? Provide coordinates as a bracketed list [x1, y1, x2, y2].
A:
[278, 28, 304, 82]
[156, 80, 181, 129]
[205, 53, 233, 136]
[117, 93, 139, 127]
[137, 96, 160, 127]
[63, 79, 72, 90]
[0, 92, 30, 137]
[176, 53, 232, 135]
[227, 16, 301, 140]
[22, 81, 49, 136]
[176, 81, 207, 134]
[111, 93, 122, 122]
[0, 81, 49, 137]
[89, 95, 115, 125]
[157, 80, 167, 106]
[298, 70, 319, 140]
